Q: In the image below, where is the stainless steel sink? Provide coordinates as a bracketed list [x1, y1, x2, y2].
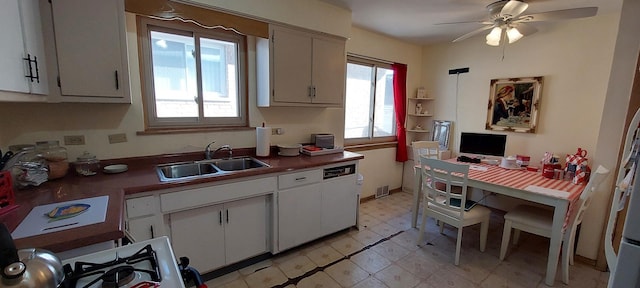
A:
[209, 157, 269, 171]
[157, 162, 219, 181]
[156, 157, 269, 181]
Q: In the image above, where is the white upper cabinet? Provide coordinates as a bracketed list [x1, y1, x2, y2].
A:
[0, 0, 49, 97]
[49, 0, 131, 103]
[257, 25, 346, 107]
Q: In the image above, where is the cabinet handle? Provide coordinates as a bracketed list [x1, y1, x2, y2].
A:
[115, 70, 119, 90]
[312, 86, 316, 98]
[226, 209, 229, 223]
[295, 177, 307, 181]
[150, 225, 154, 238]
[219, 210, 223, 225]
[23, 54, 34, 83]
[308, 86, 312, 98]
[33, 56, 40, 83]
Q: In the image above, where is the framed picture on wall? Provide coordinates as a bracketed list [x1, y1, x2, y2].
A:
[486, 76, 543, 133]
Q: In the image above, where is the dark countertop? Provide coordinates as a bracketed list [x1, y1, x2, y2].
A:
[0, 150, 363, 252]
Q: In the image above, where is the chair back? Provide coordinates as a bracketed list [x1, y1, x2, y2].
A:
[412, 141, 440, 163]
[421, 157, 469, 221]
[569, 165, 610, 228]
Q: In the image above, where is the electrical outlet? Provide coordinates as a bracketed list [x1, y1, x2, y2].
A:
[272, 128, 284, 135]
[108, 133, 127, 144]
[64, 135, 85, 145]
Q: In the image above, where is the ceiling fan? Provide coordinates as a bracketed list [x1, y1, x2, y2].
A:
[444, 0, 598, 46]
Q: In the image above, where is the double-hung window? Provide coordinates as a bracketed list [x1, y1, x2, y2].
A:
[138, 17, 247, 130]
[344, 55, 396, 144]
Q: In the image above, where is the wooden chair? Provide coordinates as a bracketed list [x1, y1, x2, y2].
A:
[499, 165, 610, 284]
[416, 157, 491, 266]
[412, 141, 440, 163]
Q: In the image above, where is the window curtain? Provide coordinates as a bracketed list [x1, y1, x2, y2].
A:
[392, 63, 408, 162]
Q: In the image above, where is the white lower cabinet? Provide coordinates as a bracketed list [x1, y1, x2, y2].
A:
[321, 174, 358, 235]
[127, 216, 159, 242]
[276, 163, 358, 252]
[278, 183, 322, 251]
[169, 196, 268, 273]
[125, 195, 162, 242]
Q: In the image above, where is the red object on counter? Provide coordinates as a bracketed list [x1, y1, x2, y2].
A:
[0, 171, 19, 216]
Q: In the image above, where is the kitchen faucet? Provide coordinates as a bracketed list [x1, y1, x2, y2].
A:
[204, 141, 216, 159]
[204, 141, 233, 159]
[214, 145, 233, 159]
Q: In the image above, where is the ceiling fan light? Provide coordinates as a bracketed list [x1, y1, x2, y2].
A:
[486, 27, 502, 46]
[507, 27, 523, 43]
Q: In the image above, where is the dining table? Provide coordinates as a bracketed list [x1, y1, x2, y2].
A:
[411, 159, 585, 286]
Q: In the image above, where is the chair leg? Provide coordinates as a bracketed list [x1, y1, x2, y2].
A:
[513, 229, 521, 245]
[417, 208, 429, 246]
[562, 233, 571, 284]
[480, 216, 489, 252]
[568, 228, 577, 265]
[500, 219, 512, 260]
[455, 227, 463, 266]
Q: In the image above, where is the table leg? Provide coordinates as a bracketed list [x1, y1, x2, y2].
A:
[545, 200, 568, 286]
[412, 166, 421, 228]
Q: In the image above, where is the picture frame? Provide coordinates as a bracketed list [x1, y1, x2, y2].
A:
[486, 76, 543, 133]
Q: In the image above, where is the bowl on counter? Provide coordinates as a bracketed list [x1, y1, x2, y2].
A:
[277, 144, 302, 156]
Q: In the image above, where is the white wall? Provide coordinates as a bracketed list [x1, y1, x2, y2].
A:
[422, 13, 621, 260]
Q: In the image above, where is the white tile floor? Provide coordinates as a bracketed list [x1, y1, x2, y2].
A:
[205, 191, 609, 288]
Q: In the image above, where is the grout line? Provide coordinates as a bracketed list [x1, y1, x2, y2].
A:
[271, 229, 406, 288]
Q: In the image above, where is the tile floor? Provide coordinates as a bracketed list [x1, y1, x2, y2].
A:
[204, 191, 609, 288]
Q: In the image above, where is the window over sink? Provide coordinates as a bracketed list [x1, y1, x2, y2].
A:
[137, 16, 248, 130]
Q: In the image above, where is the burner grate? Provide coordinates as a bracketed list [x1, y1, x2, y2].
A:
[62, 244, 162, 288]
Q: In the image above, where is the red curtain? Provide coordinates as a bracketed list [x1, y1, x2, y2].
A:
[392, 63, 408, 162]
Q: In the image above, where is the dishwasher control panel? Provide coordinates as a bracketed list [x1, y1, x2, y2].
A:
[323, 164, 356, 180]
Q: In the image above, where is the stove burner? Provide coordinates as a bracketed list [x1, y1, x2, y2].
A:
[102, 266, 135, 288]
[62, 244, 162, 288]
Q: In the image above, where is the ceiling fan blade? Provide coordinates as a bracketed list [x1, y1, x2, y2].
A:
[519, 7, 598, 22]
[452, 25, 495, 43]
[513, 23, 537, 36]
[434, 20, 493, 25]
[500, 0, 529, 18]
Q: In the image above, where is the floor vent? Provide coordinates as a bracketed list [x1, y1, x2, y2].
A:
[375, 185, 389, 198]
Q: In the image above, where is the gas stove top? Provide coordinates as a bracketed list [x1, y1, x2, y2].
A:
[61, 237, 186, 288]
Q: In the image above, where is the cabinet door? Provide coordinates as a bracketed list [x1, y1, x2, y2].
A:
[170, 204, 225, 273]
[278, 183, 322, 251]
[321, 175, 357, 235]
[272, 26, 312, 104]
[127, 216, 157, 242]
[0, 0, 48, 95]
[224, 196, 268, 264]
[311, 37, 345, 105]
[50, 0, 129, 100]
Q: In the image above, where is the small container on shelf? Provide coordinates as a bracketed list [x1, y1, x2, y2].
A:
[74, 151, 101, 176]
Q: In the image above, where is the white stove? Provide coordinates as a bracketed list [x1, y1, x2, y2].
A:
[61, 237, 186, 288]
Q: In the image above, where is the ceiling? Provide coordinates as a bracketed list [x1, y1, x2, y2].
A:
[318, 0, 623, 45]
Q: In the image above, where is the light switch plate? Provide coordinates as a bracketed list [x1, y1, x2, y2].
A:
[108, 133, 127, 144]
[64, 135, 85, 145]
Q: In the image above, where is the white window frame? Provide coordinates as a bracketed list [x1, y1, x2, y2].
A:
[137, 16, 248, 130]
[344, 55, 396, 145]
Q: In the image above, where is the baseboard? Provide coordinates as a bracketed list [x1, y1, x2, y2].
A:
[575, 255, 598, 268]
[360, 188, 403, 203]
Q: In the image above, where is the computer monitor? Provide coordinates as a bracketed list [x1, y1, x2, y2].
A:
[459, 132, 507, 157]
